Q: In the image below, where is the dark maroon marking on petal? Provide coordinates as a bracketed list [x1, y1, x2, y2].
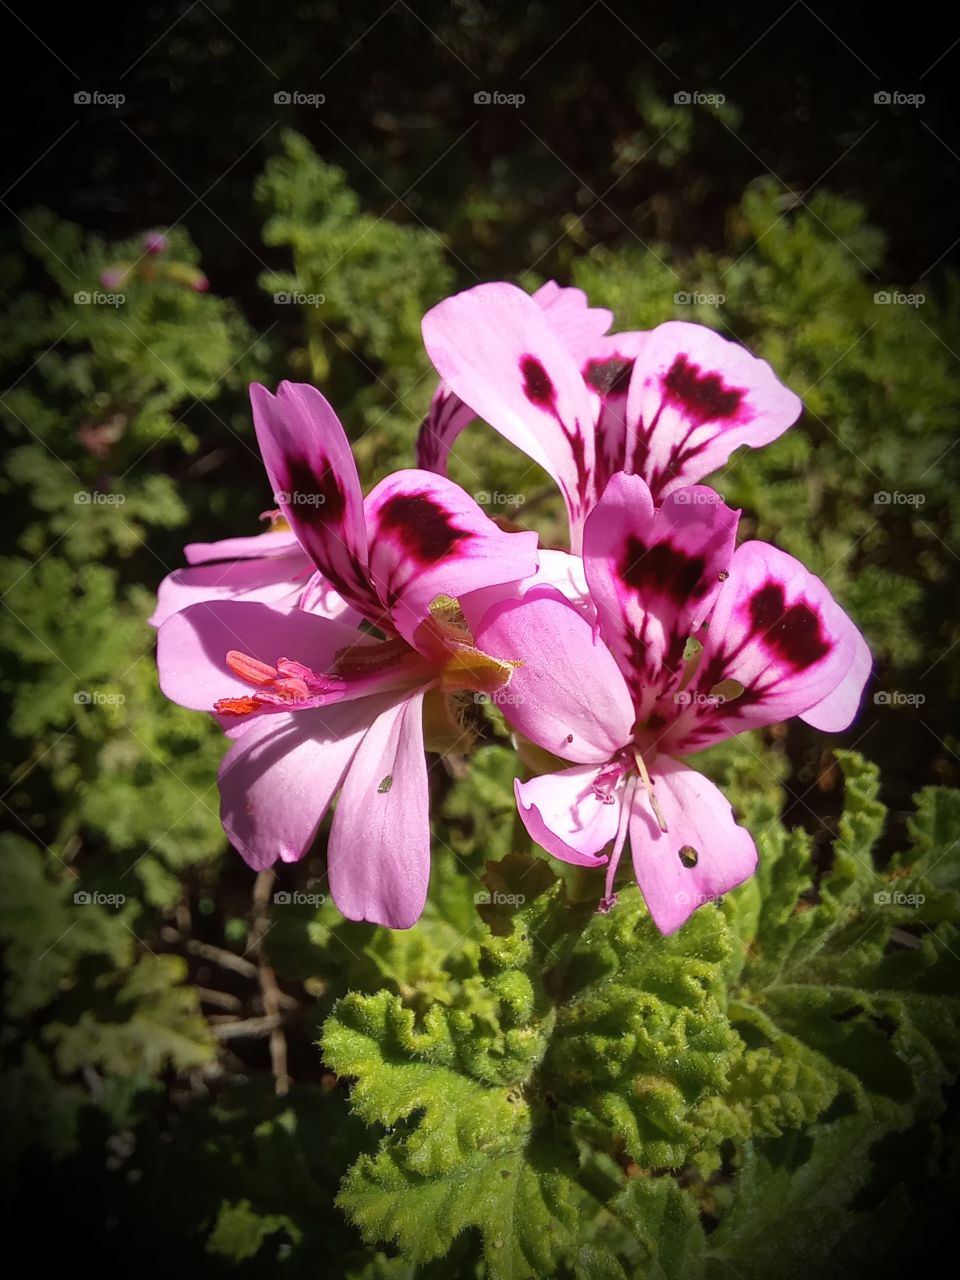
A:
[566, 426, 591, 509]
[623, 629, 650, 687]
[520, 355, 556, 408]
[284, 454, 346, 523]
[520, 355, 593, 516]
[631, 435, 651, 477]
[621, 535, 708, 603]
[585, 357, 634, 397]
[749, 583, 830, 669]
[663, 355, 743, 426]
[376, 491, 471, 564]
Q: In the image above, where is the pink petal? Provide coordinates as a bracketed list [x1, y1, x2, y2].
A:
[416, 282, 612, 479]
[250, 382, 381, 622]
[156, 601, 359, 713]
[298, 571, 362, 627]
[624, 322, 802, 501]
[364, 469, 539, 645]
[531, 280, 614, 365]
[582, 331, 649, 492]
[515, 765, 620, 865]
[801, 625, 872, 733]
[680, 540, 866, 750]
[473, 586, 634, 764]
[583, 474, 739, 697]
[184, 529, 303, 565]
[460, 548, 593, 633]
[149, 553, 311, 627]
[327, 692, 430, 929]
[218, 700, 378, 870]
[629, 756, 757, 934]
[422, 282, 597, 550]
[414, 382, 476, 474]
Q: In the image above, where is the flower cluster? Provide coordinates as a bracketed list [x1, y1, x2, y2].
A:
[155, 282, 869, 931]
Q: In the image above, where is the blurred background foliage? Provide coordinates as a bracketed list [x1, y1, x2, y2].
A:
[2, 2, 960, 1275]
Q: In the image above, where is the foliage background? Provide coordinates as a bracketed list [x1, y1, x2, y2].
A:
[2, 3, 959, 1276]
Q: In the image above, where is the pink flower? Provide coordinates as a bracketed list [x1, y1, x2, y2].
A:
[143, 230, 169, 254]
[469, 473, 870, 933]
[156, 382, 538, 928]
[420, 282, 801, 552]
[100, 267, 129, 290]
[416, 281, 616, 475]
[149, 515, 350, 629]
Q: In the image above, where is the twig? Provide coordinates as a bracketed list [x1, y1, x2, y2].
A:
[210, 1015, 282, 1041]
[196, 986, 243, 1012]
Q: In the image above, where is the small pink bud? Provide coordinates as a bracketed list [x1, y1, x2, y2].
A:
[143, 230, 169, 254]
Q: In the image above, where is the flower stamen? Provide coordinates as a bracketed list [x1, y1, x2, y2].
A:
[634, 748, 669, 833]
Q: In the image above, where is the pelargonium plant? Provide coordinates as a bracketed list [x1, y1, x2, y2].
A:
[154, 281, 869, 934]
